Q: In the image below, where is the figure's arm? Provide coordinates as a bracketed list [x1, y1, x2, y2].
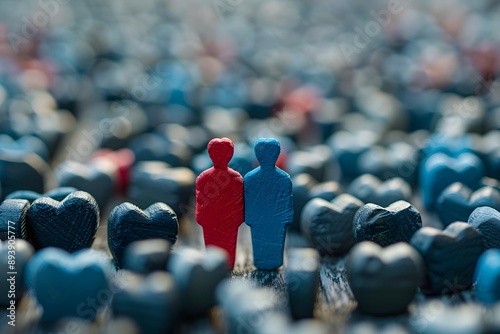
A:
[284, 188, 294, 226]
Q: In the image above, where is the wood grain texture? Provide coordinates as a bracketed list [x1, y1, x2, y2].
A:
[195, 138, 244, 268]
[353, 200, 422, 247]
[301, 194, 363, 256]
[347, 174, 412, 207]
[419, 152, 484, 211]
[107, 202, 178, 267]
[244, 138, 293, 270]
[468, 206, 500, 249]
[347, 242, 423, 316]
[437, 182, 500, 227]
[410, 222, 483, 295]
[26, 191, 100, 252]
[27, 248, 111, 324]
[0, 199, 30, 240]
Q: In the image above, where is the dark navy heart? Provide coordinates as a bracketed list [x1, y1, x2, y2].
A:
[410, 222, 483, 295]
[353, 200, 422, 246]
[26, 248, 111, 324]
[0, 151, 49, 199]
[347, 242, 423, 315]
[468, 206, 500, 249]
[6, 187, 78, 204]
[168, 247, 228, 317]
[419, 152, 484, 210]
[348, 174, 411, 207]
[128, 161, 195, 217]
[437, 182, 500, 227]
[285, 248, 320, 319]
[301, 194, 363, 256]
[0, 199, 30, 240]
[108, 202, 178, 267]
[56, 160, 116, 210]
[27, 191, 99, 252]
[123, 239, 172, 275]
[111, 271, 178, 333]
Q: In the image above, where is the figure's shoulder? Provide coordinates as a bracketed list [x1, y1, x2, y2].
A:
[196, 168, 215, 182]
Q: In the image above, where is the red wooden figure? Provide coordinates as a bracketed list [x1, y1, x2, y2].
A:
[196, 138, 244, 268]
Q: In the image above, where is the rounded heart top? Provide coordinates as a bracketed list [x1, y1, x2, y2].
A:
[208, 138, 234, 168]
[255, 138, 280, 167]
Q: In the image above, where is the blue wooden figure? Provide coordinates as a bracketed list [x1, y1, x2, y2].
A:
[245, 138, 293, 270]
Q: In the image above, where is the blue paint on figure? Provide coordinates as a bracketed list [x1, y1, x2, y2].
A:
[245, 138, 293, 270]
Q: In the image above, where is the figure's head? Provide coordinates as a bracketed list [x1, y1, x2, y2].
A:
[254, 138, 280, 167]
[208, 137, 234, 168]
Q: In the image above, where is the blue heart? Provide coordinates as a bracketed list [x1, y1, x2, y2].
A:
[26, 248, 111, 324]
[468, 206, 500, 249]
[474, 249, 500, 304]
[437, 183, 500, 227]
[27, 191, 99, 252]
[420, 152, 484, 210]
[108, 202, 178, 267]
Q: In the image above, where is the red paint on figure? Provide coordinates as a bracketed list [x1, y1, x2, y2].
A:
[196, 138, 244, 268]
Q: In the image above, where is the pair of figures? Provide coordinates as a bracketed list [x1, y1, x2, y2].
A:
[195, 138, 293, 269]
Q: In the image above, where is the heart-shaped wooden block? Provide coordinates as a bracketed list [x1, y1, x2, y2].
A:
[108, 202, 178, 267]
[354, 200, 422, 246]
[411, 222, 483, 295]
[347, 174, 412, 207]
[168, 247, 228, 317]
[56, 160, 116, 210]
[6, 187, 77, 203]
[0, 151, 49, 199]
[128, 161, 196, 217]
[0, 199, 30, 240]
[123, 239, 172, 275]
[474, 249, 500, 304]
[285, 248, 320, 319]
[468, 206, 500, 249]
[0, 239, 34, 305]
[347, 242, 423, 315]
[437, 183, 500, 227]
[27, 191, 100, 252]
[26, 248, 111, 324]
[419, 152, 484, 210]
[111, 271, 179, 334]
[301, 194, 363, 256]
